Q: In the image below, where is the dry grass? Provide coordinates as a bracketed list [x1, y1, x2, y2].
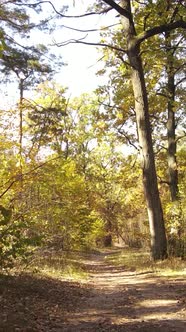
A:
[105, 247, 186, 277]
[26, 249, 88, 280]
[11, 247, 186, 280]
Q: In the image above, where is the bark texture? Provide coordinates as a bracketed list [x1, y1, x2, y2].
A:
[165, 32, 179, 202]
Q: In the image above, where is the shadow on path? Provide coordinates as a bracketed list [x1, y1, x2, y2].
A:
[0, 250, 185, 331]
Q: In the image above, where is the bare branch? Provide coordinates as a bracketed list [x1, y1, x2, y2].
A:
[60, 23, 119, 34]
[154, 144, 167, 154]
[176, 132, 186, 142]
[175, 76, 186, 87]
[53, 35, 127, 53]
[118, 129, 140, 151]
[0, 180, 17, 200]
[18, 1, 112, 18]
[156, 92, 168, 98]
[117, 54, 131, 67]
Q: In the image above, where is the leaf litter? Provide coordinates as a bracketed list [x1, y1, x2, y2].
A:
[0, 249, 185, 332]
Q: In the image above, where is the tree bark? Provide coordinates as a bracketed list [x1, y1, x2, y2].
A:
[120, 0, 167, 259]
[103, 200, 113, 247]
[165, 32, 179, 202]
[19, 77, 24, 188]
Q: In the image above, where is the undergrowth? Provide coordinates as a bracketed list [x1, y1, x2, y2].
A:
[26, 249, 88, 280]
[3, 247, 185, 280]
[105, 247, 186, 277]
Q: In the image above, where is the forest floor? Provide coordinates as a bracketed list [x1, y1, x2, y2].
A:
[0, 248, 185, 331]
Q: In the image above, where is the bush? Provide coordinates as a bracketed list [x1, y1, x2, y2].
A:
[0, 205, 41, 269]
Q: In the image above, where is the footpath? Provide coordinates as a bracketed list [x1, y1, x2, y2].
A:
[0, 250, 185, 331]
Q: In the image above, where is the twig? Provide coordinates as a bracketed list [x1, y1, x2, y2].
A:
[118, 129, 140, 151]
[17, 1, 112, 18]
[59, 23, 119, 34]
[53, 35, 127, 53]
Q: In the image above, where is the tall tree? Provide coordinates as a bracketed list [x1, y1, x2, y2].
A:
[164, 28, 185, 202]
[94, 1, 185, 255]
[94, 0, 185, 259]
[0, 46, 54, 175]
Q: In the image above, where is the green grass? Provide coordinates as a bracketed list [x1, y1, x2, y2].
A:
[105, 247, 186, 277]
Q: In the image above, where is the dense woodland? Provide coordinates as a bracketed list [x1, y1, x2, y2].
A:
[0, 0, 186, 269]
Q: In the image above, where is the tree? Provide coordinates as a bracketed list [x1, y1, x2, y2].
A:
[88, 0, 185, 259]
[93, 1, 185, 256]
[0, 46, 54, 176]
[163, 28, 185, 202]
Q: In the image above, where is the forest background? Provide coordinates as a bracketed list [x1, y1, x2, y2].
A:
[0, 0, 185, 269]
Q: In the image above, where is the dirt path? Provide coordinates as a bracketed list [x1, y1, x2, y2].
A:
[0, 250, 185, 331]
[63, 251, 186, 331]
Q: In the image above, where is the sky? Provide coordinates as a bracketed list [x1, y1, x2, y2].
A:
[54, 41, 104, 96]
[50, 0, 112, 96]
[0, 0, 116, 108]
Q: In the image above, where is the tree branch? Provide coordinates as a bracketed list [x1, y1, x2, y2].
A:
[18, 1, 112, 18]
[60, 23, 119, 34]
[118, 129, 140, 151]
[158, 176, 170, 186]
[176, 132, 186, 142]
[0, 180, 17, 200]
[103, 0, 131, 20]
[117, 53, 131, 67]
[175, 76, 186, 87]
[154, 144, 167, 154]
[137, 20, 186, 44]
[54, 36, 127, 53]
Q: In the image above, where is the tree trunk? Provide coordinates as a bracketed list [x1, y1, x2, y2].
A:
[165, 32, 185, 257]
[103, 200, 113, 247]
[104, 219, 112, 247]
[165, 32, 179, 202]
[121, 0, 167, 259]
[19, 78, 24, 188]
